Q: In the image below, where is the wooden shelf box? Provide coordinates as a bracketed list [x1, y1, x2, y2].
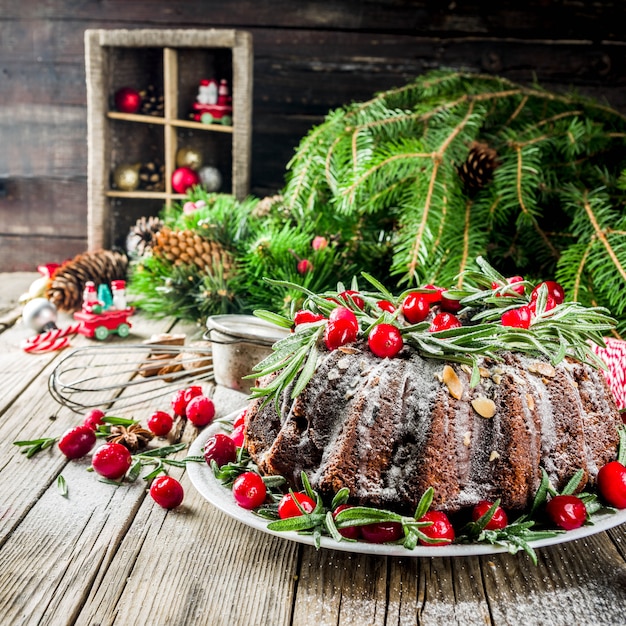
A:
[85, 28, 253, 250]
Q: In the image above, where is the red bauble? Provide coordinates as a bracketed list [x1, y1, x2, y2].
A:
[172, 167, 201, 194]
[114, 87, 142, 114]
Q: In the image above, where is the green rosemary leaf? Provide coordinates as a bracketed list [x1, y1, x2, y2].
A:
[262, 475, 287, 489]
[253, 309, 293, 329]
[325, 510, 346, 543]
[136, 443, 187, 458]
[182, 455, 206, 464]
[331, 488, 351, 509]
[13, 437, 59, 458]
[413, 487, 434, 520]
[127, 459, 143, 482]
[618, 426, 626, 466]
[529, 469, 552, 516]
[57, 475, 68, 497]
[267, 513, 327, 532]
[291, 342, 320, 398]
[360, 272, 396, 302]
[334, 506, 403, 526]
[402, 528, 419, 550]
[561, 469, 586, 495]
[142, 464, 164, 481]
[162, 459, 187, 468]
[102, 416, 138, 426]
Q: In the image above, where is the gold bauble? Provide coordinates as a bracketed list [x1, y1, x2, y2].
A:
[113, 163, 141, 191]
[176, 147, 203, 170]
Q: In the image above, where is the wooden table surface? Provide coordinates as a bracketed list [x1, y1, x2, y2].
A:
[2, 286, 626, 626]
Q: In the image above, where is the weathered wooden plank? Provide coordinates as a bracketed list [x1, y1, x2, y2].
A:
[0, 236, 87, 272]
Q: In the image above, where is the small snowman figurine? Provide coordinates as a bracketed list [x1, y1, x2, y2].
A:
[196, 79, 218, 106]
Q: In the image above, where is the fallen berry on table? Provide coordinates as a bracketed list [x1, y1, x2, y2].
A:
[91, 442, 132, 480]
[429, 312, 462, 333]
[360, 521, 404, 544]
[277, 492, 316, 519]
[83, 409, 105, 430]
[185, 395, 215, 427]
[203, 433, 237, 468]
[402, 292, 430, 324]
[147, 410, 174, 437]
[545, 494, 587, 530]
[171, 385, 204, 417]
[332, 504, 361, 539]
[58, 425, 97, 459]
[232, 472, 267, 509]
[368, 323, 403, 358]
[418, 511, 455, 545]
[597, 461, 626, 509]
[472, 500, 509, 530]
[150, 475, 184, 509]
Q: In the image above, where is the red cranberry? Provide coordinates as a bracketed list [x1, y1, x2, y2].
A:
[360, 521, 404, 544]
[429, 312, 462, 333]
[440, 291, 462, 313]
[472, 500, 509, 530]
[328, 306, 359, 332]
[493, 275, 525, 297]
[297, 259, 313, 274]
[421, 284, 443, 304]
[324, 319, 358, 350]
[376, 300, 396, 313]
[597, 461, 626, 509]
[418, 510, 455, 545]
[203, 433, 237, 467]
[58, 425, 97, 460]
[338, 290, 365, 310]
[150, 475, 184, 509]
[277, 492, 316, 519]
[529, 294, 557, 314]
[232, 472, 267, 509]
[91, 442, 132, 480]
[501, 305, 533, 329]
[402, 292, 430, 324]
[230, 423, 245, 447]
[332, 504, 361, 539]
[294, 310, 325, 325]
[185, 395, 215, 427]
[83, 409, 105, 430]
[232, 409, 247, 430]
[171, 385, 203, 417]
[531, 280, 565, 305]
[546, 495, 586, 530]
[368, 323, 403, 358]
[147, 410, 174, 437]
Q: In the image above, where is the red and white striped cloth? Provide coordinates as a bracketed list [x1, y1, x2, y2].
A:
[590, 337, 626, 411]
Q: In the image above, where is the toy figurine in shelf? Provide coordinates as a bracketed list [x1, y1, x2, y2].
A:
[191, 78, 232, 125]
[74, 280, 134, 340]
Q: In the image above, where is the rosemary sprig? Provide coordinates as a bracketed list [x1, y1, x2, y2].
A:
[13, 437, 58, 458]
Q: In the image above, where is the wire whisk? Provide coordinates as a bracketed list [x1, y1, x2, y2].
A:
[48, 341, 214, 413]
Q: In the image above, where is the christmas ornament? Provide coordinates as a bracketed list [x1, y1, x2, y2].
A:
[199, 165, 222, 192]
[46, 249, 128, 312]
[176, 147, 203, 170]
[114, 87, 142, 114]
[22, 298, 58, 333]
[112, 163, 141, 191]
[172, 167, 200, 194]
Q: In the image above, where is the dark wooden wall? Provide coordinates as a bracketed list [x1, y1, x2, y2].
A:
[1, 0, 624, 270]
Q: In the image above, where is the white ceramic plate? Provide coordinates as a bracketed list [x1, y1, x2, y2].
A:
[187, 412, 626, 558]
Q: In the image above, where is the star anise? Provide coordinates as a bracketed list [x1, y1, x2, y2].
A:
[107, 423, 154, 453]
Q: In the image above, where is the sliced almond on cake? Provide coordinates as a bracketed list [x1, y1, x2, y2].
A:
[442, 365, 464, 399]
[471, 395, 496, 418]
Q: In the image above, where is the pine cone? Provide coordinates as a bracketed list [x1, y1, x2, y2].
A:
[138, 160, 165, 192]
[106, 423, 154, 453]
[152, 227, 234, 275]
[126, 216, 164, 258]
[139, 85, 164, 117]
[46, 249, 128, 312]
[458, 142, 499, 195]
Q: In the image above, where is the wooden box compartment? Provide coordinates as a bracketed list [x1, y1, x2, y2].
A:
[85, 29, 253, 251]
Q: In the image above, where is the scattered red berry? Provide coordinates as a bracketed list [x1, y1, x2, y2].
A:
[493, 275, 525, 297]
[324, 319, 358, 350]
[328, 306, 359, 332]
[232, 472, 267, 509]
[185, 395, 216, 427]
[501, 305, 532, 329]
[546, 495, 587, 530]
[429, 312, 462, 333]
[421, 284, 443, 304]
[528, 294, 557, 315]
[360, 521, 404, 544]
[402, 292, 430, 324]
[171, 385, 203, 417]
[91, 442, 132, 480]
[297, 259, 313, 274]
[231, 423, 246, 447]
[368, 323, 404, 358]
[150, 475, 184, 509]
[597, 461, 626, 509]
[338, 290, 365, 310]
[277, 492, 317, 519]
[332, 504, 361, 539]
[294, 310, 325, 325]
[147, 410, 174, 437]
[83, 409, 105, 430]
[440, 291, 462, 313]
[58, 425, 97, 460]
[203, 433, 237, 467]
[531, 280, 565, 305]
[472, 500, 509, 530]
[418, 510, 455, 545]
[376, 300, 396, 313]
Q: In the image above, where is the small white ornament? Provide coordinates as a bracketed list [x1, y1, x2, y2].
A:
[199, 166, 222, 192]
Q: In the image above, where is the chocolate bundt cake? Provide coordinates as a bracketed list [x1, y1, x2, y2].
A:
[243, 259, 623, 516]
[245, 346, 621, 515]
